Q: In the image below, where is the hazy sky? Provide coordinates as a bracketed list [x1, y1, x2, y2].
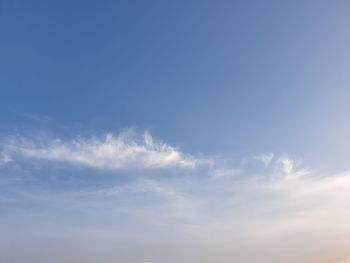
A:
[1, 1, 350, 262]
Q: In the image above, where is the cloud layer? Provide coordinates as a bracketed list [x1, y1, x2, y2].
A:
[1, 130, 350, 263]
[1, 130, 196, 171]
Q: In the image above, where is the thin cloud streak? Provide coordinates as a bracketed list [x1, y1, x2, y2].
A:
[0, 130, 197, 171]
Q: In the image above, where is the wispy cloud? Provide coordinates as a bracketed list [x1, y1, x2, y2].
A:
[1, 129, 350, 262]
[0, 153, 12, 166]
[3, 153, 349, 263]
[209, 168, 242, 178]
[272, 155, 310, 180]
[254, 152, 274, 168]
[0, 130, 197, 171]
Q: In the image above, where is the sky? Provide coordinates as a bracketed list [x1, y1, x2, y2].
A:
[1, 0, 350, 262]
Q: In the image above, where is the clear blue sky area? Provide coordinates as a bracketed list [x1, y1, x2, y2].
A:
[1, 0, 350, 170]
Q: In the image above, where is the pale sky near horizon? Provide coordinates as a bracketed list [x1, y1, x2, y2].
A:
[1, 1, 350, 262]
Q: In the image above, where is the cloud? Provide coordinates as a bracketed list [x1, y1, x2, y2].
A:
[0, 153, 12, 166]
[254, 152, 274, 167]
[271, 155, 310, 180]
[209, 168, 241, 178]
[2, 129, 350, 262]
[0, 130, 197, 171]
[3, 153, 350, 263]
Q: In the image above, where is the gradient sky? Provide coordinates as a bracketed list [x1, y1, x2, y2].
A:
[1, 1, 350, 263]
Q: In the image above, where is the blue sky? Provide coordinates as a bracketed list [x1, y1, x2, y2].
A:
[1, 1, 350, 263]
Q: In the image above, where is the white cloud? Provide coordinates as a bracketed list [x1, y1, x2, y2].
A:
[8, 155, 349, 263]
[254, 152, 274, 167]
[210, 168, 241, 179]
[1, 130, 197, 171]
[2, 129, 350, 262]
[271, 155, 310, 180]
[0, 153, 12, 166]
